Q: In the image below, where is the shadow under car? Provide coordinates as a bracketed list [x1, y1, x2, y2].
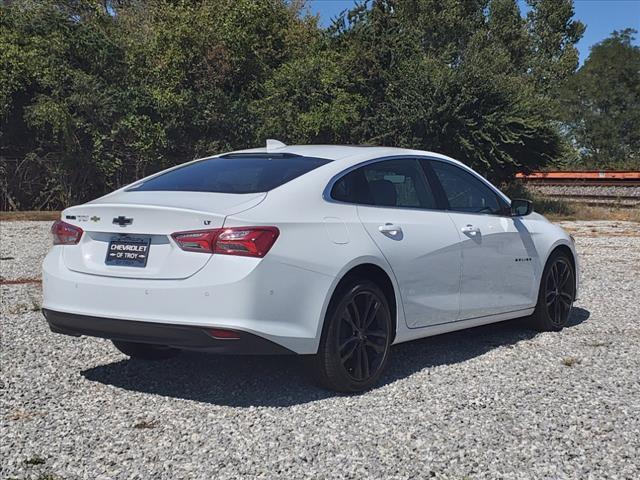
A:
[81, 307, 590, 407]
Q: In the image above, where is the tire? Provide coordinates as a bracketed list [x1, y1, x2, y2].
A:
[311, 279, 393, 392]
[112, 340, 180, 360]
[530, 250, 576, 331]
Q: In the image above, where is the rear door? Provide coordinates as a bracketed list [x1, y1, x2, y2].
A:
[426, 160, 538, 319]
[332, 159, 461, 328]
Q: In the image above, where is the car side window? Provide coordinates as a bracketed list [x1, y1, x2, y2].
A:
[430, 161, 502, 214]
[331, 159, 437, 209]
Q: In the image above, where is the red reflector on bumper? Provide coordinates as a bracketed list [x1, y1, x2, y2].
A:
[207, 328, 241, 340]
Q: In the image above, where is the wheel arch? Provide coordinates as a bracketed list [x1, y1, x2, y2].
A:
[540, 240, 579, 297]
[551, 244, 576, 270]
[321, 261, 401, 345]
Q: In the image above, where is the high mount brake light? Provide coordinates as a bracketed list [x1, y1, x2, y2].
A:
[172, 227, 279, 258]
[51, 220, 83, 245]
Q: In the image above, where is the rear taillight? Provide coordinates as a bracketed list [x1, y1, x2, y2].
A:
[215, 227, 279, 257]
[51, 220, 83, 245]
[171, 230, 219, 253]
[171, 226, 279, 258]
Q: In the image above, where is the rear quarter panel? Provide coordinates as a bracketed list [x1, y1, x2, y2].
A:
[221, 164, 408, 347]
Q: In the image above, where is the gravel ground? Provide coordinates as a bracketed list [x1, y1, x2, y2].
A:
[0, 222, 51, 282]
[1, 220, 639, 479]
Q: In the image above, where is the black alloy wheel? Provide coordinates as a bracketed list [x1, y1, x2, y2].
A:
[337, 290, 389, 382]
[531, 252, 576, 331]
[312, 280, 392, 392]
[545, 257, 575, 328]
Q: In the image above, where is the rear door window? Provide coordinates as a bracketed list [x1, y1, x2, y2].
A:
[129, 154, 331, 194]
[331, 159, 437, 209]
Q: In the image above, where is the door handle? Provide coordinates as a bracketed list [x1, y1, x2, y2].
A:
[378, 223, 402, 235]
[461, 224, 480, 236]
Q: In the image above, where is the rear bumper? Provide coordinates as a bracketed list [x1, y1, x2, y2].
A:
[43, 309, 294, 354]
[42, 247, 334, 354]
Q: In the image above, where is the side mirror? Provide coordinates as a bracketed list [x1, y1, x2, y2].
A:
[511, 198, 533, 216]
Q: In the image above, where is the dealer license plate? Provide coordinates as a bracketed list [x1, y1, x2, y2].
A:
[105, 236, 151, 267]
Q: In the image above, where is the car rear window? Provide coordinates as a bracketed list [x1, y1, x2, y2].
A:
[128, 154, 332, 194]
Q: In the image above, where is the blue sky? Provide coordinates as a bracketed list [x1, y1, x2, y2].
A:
[307, 0, 640, 65]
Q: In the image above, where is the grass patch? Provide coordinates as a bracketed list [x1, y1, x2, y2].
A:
[7, 409, 39, 421]
[561, 356, 581, 367]
[502, 182, 572, 217]
[133, 420, 157, 429]
[0, 278, 42, 286]
[6, 301, 41, 315]
[502, 182, 640, 222]
[24, 456, 46, 466]
[545, 205, 640, 223]
[0, 211, 60, 221]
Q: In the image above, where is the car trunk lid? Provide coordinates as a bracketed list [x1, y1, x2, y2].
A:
[61, 191, 266, 279]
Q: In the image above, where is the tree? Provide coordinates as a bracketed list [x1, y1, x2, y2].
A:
[561, 29, 640, 169]
[525, 0, 585, 93]
[255, 0, 570, 182]
[0, 0, 315, 209]
[0, 0, 127, 209]
[1, 0, 589, 209]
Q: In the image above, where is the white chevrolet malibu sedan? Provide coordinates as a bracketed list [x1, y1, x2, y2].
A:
[43, 141, 578, 392]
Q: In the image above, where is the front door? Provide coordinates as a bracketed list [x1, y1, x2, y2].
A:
[428, 160, 538, 319]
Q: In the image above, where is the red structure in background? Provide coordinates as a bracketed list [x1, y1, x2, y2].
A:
[516, 171, 640, 186]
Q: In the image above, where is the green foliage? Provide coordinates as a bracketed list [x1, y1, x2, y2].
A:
[561, 29, 640, 169]
[253, 48, 367, 143]
[1, 0, 315, 209]
[0, 0, 603, 210]
[256, 0, 578, 181]
[525, 0, 585, 93]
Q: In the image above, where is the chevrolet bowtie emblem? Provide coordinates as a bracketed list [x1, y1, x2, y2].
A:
[112, 216, 133, 227]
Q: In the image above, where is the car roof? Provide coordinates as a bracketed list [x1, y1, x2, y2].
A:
[226, 143, 464, 167]
[225, 142, 510, 204]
